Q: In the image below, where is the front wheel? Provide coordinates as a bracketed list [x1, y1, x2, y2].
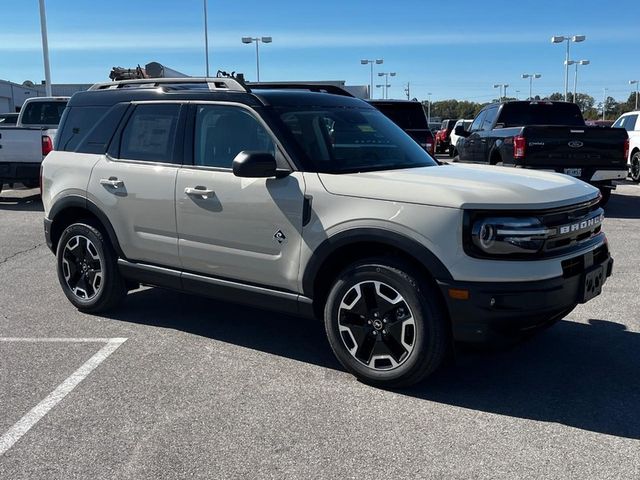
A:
[323, 258, 449, 388]
[56, 222, 126, 312]
[630, 152, 640, 183]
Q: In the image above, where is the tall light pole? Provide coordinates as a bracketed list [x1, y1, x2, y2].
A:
[493, 83, 509, 101]
[566, 60, 589, 103]
[521, 73, 541, 100]
[361, 59, 383, 99]
[427, 92, 432, 124]
[242, 36, 272, 82]
[630, 80, 639, 110]
[203, 0, 209, 77]
[38, 0, 52, 96]
[515, 90, 520, 100]
[377, 72, 396, 99]
[551, 34, 586, 101]
[602, 87, 608, 121]
[376, 84, 390, 97]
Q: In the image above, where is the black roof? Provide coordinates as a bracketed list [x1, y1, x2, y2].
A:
[67, 86, 372, 110]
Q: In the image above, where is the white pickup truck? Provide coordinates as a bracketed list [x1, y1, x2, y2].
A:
[0, 96, 68, 192]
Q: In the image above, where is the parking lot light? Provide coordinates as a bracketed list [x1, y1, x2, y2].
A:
[630, 80, 639, 110]
[361, 59, 384, 99]
[242, 36, 273, 82]
[378, 72, 396, 99]
[570, 61, 589, 104]
[522, 73, 542, 100]
[493, 83, 509, 102]
[551, 34, 586, 101]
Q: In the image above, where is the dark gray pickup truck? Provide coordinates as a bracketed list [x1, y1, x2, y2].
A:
[454, 101, 629, 204]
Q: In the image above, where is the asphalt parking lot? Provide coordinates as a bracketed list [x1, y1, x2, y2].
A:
[1, 178, 639, 479]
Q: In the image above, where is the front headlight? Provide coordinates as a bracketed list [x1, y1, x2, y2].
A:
[470, 216, 549, 256]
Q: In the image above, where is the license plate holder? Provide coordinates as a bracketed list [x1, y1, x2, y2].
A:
[564, 168, 582, 177]
[582, 265, 604, 303]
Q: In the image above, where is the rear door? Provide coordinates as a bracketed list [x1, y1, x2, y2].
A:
[88, 102, 184, 268]
[175, 103, 305, 292]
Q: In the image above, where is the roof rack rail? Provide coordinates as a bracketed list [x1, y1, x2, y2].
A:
[88, 77, 247, 92]
[246, 82, 354, 97]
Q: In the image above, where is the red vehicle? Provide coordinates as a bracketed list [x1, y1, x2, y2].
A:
[435, 119, 458, 154]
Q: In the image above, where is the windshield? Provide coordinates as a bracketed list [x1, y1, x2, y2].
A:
[277, 106, 438, 174]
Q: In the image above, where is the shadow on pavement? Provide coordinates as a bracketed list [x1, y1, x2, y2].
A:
[0, 194, 43, 212]
[108, 287, 639, 439]
[604, 189, 640, 219]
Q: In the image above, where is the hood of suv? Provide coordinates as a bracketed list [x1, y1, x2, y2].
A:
[318, 164, 599, 210]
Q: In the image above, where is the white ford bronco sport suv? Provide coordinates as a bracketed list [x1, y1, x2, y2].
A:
[42, 78, 613, 387]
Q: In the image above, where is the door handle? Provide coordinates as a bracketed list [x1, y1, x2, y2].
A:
[185, 186, 215, 198]
[480, 139, 487, 143]
[99, 177, 124, 188]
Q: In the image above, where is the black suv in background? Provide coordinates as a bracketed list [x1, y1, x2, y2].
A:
[368, 100, 435, 156]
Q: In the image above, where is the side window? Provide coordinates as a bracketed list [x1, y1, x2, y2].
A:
[470, 111, 486, 132]
[120, 104, 180, 163]
[625, 114, 638, 131]
[612, 116, 625, 128]
[194, 105, 275, 169]
[482, 107, 498, 130]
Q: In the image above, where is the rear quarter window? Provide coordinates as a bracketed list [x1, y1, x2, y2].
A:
[56, 106, 109, 152]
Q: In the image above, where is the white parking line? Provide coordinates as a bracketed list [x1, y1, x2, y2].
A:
[0, 337, 127, 456]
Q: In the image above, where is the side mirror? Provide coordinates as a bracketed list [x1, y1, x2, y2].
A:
[232, 151, 288, 178]
[454, 125, 470, 137]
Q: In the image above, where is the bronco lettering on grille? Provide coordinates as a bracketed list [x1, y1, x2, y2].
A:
[558, 214, 603, 235]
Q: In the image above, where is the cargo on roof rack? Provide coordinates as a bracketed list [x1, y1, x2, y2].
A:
[246, 82, 354, 97]
[88, 77, 247, 92]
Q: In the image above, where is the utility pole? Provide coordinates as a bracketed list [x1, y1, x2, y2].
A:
[427, 92, 432, 124]
[38, 0, 52, 96]
[602, 88, 607, 121]
[405, 82, 410, 100]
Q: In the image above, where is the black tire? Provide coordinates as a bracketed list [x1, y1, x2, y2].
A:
[56, 221, 126, 312]
[630, 152, 640, 183]
[599, 188, 612, 206]
[323, 257, 449, 388]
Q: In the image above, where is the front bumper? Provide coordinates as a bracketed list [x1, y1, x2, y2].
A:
[438, 246, 613, 343]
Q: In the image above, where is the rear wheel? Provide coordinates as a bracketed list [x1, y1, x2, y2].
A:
[323, 258, 449, 388]
[56, 221, 126, 312]
[630, 152, 640, 183]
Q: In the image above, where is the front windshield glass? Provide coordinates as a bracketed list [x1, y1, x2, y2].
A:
[277, 106, 438, 174]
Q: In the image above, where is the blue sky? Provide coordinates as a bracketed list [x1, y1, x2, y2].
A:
[1, 0, 638, 103]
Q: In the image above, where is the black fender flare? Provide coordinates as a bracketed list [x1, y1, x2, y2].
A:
[48, 195, 125, 258]
[301, 228, 453, 297]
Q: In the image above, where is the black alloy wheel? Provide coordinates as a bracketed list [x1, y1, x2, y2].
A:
[324, 258, 448, 388]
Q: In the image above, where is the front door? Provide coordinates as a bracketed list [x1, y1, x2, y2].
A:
[175, 103, 305, 292]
